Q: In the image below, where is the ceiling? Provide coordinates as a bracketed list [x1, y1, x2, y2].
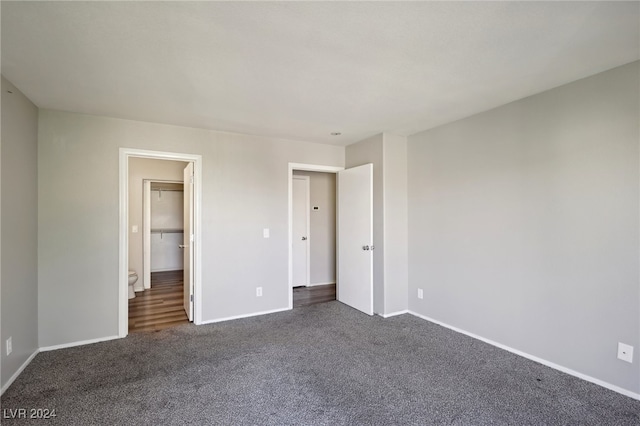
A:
[2, 2, 638, 146]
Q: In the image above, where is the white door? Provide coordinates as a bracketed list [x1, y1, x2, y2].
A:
[182, 163, 194, 321]
[292, 175, 310, 287]
[337, 163, 373, 315]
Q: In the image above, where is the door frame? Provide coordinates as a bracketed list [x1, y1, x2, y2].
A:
[288, 163, 343, 309]
[143, 179, 184, 290]
[119, 148, 203, 337]
[292, 175, 311, 288]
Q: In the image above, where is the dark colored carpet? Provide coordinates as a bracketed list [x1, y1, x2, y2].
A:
[2, 301, 639, 425]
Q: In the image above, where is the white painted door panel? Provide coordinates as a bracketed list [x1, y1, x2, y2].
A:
[183, 163, 194, 321]
[292, 176, 309, 287]
[338, 163, 373, 315]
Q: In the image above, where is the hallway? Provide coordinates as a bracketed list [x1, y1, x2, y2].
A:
[293, 283, 336, 308]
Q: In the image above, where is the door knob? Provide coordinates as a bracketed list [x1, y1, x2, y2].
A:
[178, 245, 188, 249]
[302, 236, 307, 241]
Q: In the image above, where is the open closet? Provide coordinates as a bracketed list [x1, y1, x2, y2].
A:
[146, 181, 184, 284]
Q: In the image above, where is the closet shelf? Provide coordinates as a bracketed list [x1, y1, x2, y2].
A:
[151, 229, 184, 234]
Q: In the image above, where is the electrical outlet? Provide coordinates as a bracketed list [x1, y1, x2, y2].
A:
[131, 225, 138, 233]
[263, 228, 269, 238]
[618, 342, 634, 363]
[417, 289, 423, 299]
[6, 337, 12, 355]
[256, 287, 262, 297]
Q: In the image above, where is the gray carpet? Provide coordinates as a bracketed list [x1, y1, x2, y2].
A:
[2, 301, 639, 425]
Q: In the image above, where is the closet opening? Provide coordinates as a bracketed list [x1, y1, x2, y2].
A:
[143, 180, 185, 290]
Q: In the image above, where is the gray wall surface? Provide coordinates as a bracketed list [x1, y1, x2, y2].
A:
[38, 110, 344, 347]
[1, 77, 39, 390]
[346, 135, 384, 315]
[382, 134, 408, 314]
[293, 171, 336, 285]
[345, 133, 409, 316]
[128, 157, 187, 278]
[408, 61, 640, 393]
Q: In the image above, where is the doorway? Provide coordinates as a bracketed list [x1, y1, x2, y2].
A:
[119, 148, 202, 338]
[288, 163, 342, 309]
[291, 171, 338, 308]
[127, 178, 188, 332]
[288, 162, 374, 315]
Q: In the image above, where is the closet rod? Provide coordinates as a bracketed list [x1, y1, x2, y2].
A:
[151, 229, 184, 239]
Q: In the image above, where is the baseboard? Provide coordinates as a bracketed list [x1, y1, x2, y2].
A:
[39, 335, 120, 352]
[408, 311, 640, 401]
[199, 307, 291, 325]
[1, 349, 39, 396]
[306, 281, 336, 287]
[381, 310, 409, 318]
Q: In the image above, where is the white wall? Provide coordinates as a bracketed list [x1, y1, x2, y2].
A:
[345, 133, 409, 316]
[128, 158, 187, 278]
[150, 232, 183, 272]
[408, 61, 640, 394]
[150, 189, 184, 272]
[37, 110, 344, 347]
[346, 135, 385, 314]
[382, 134, 408, 314]
[293, 171, 336, 285]
[150, 189, 183, 230]
[1, 77, 39, 390]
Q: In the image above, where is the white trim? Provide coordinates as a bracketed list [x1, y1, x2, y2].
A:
[306, 281, 336, 287]
[304, 177, 311, 288]
[143, 180, 151, 289]
[199, 307, 290, 325]
[119, 148, 203, 338]
[1, 349, 39, 396]
[149, 267, 184, 273]
[288, 163, 343, 310]
[39, 335, 120, 352]
[289, 163, 344, 174]
[381, 310, 408, 318]
[409, 311, 640, 401]
[367, 164, 374, 315]
[119, 150, 128, 337]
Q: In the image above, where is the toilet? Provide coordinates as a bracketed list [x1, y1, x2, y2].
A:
[128, 270, 138, 299]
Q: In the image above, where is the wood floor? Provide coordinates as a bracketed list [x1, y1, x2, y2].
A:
[130, 278, 335, 332]
[128, 270, 189, 332]
[293, 283, 336, 308]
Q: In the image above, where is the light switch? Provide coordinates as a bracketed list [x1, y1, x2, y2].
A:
[132, 225, 139, 233]
[263, 228, 270, 238]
